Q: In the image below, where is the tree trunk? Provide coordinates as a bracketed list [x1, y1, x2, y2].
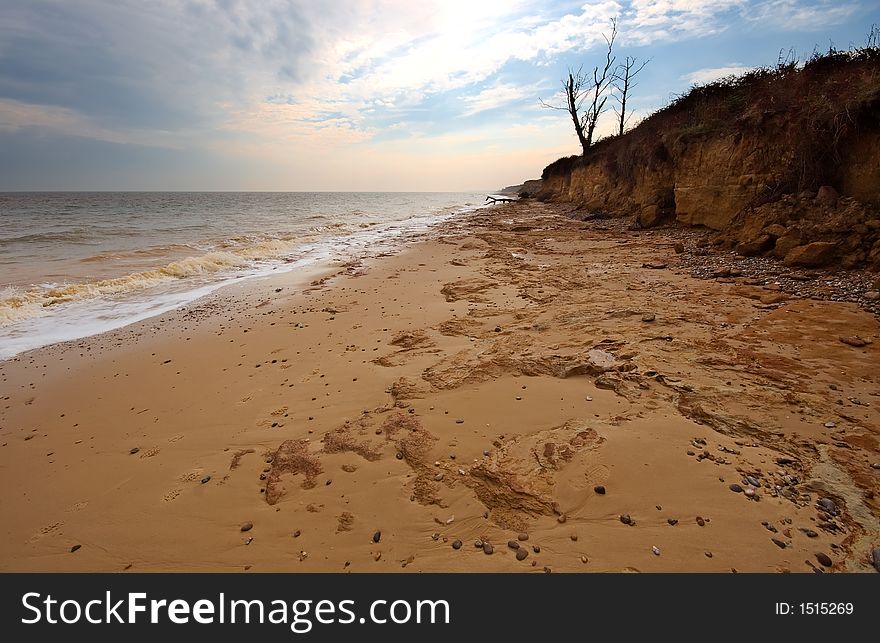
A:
[567, 74, 589, 155]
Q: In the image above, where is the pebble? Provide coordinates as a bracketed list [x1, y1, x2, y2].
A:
[641, 313, 656, 322]
[70, 544, 82, 553]
[771, 538, 787, 549]
[431, 532, 440, 541]
[517, 532, 529, 541]
[696, 516, 705, 527]
[200, 476, 211, 484]
[667, 518, 678, 526]
[374, 552, 382, 561]
[729, 483, 744, 493]
[580, 555, 588, 564]
[533, 545, 541, 553]
[652, 546, 660, 556]
[240, 522, 254, 532]
[372, 531, 381, 543]
[744, 488, 756, 498]
[705, 551, 713, 558]
[815, 552, 833, 567]
[619, 514, 633, 525]
[475, 539, 483, 549]
[745, 475, 760, 487]
[593, 485, 606, 495]
[557, 514, 567, 524]
[434, 473, 444, 481]
[824, 421, 836, 428]
[508, 540, 520, 550]
[818, 498, 838, 514]
[801, 528, 818, 538]
[129, 447, 139, 455]
[452, 540, 462, 550]
[293, 530, 301, 538]
[516, 549, 528, 561]
[482, 449, 490, 456]
[483, 543, 494, 555]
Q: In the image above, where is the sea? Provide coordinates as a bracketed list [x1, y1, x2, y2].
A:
[0, 192, 485, 360]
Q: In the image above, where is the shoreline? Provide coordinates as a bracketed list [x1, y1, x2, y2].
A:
[1, 200, 877, 572]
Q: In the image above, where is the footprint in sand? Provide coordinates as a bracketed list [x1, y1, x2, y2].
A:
[168, 434, 184, 443]
[29, 522, 63, 542]
[67, 501, 89, 512]
[139, 447, 160, 458]
[163, 488, 182, 502]
[179, 469, 204, 482]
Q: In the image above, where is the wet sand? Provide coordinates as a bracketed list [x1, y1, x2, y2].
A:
[1, 201, 878, 572]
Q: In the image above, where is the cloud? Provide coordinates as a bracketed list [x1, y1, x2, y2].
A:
[744, 1, 861, 30]
[460, 82, 541, 117]
[681, 64, 751, 85]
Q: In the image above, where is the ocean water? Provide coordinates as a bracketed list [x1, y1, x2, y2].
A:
[0, 192, 484, 360]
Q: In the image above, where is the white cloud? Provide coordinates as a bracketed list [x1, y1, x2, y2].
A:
[744, 1, 860, 30]
[681, 64, 751, 84]
[460, 82, 541, 117]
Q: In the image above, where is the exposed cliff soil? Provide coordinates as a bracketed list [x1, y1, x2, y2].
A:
[539, 50, 880, 271]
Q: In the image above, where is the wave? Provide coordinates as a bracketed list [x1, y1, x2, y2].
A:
[0, 237, 308, 326]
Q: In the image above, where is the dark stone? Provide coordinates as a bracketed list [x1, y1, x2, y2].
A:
[745, 475, 760, 487]
[240, 522, 254, 532]
[517, 532, 529, 541]
[696, 516, 705, 527]
[200, 476, 211, 484]
[818, 498, 838, 515]
[815, 552, 833, 567]
[729, 483, 744, 493]
[507, 540, 520, 550]
[129, 448, 139, 455]
[516, 549, 528, 561]
[772, 538, 787, 549]
[483, 543, 494, 555]
[593, 485, 606, 495]
[667, 518, 679, 526]
[533, 545, 541, 553]
[452, 540, 462, 550]
[620, 514, 632, 525]
[70, 544, 81, 553]
[372, 531, 381, 543]
[801, 528, 818, 538]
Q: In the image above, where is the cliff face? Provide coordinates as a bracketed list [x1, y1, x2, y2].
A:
[538, 51, 880, 269]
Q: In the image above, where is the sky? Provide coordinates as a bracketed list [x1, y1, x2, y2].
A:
[0, 0, 875, 191]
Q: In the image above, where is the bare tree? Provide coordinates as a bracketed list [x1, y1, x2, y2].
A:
[540, 19, 617, 154]
[612, 54, 650, 136]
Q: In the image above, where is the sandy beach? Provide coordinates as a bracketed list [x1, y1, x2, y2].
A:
[1, 201, 878, 573]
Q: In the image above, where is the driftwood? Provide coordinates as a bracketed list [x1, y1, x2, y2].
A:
[485, 195, 516, 204]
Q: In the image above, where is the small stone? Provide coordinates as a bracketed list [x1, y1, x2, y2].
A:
[374, 552, 382, 561]
[431, 532, 440, 541]
[507, 540, 520, 550]
[824, 421, 836, 429]
[372, 530, 381, 543]
[325, 479, 332, 486]
[517, 532, 529, 541]
[483, 543, 494, 555]
[745, 475, 760, 487]
[293, 530, 301, 538]
[729, 483, 744, 493]
[652, 546, 660, 556]
[200, 476, 211, 484]
[667, 518, 678, 526]
[455, 419, 464, 424]
[557, 514, 567, 524]
[705, 551, 713, 558]
[696, 516, 705, 527]
[815, 552, 833, 567]
[674, 242, 685, 254]
[620, 514, 632, 525]
[516, 549, 528, 561]
[240, 522, 254, 532]
[744, 488, 756, 498]
[839, 336, 868, 347]
[396, 452, 403, 460]
[533, 545, 541, 553]
[129, 447, 139, 455]
[593, 485, 606, 495]
[818, 498, 838, 514]
[434, 473, 444, 481]
[641, 312, 656, 322]
[580, 555, 588, 564]
[801, 528, 818, 538]
[570, 534, 578, 541]
[475, 539, 483, 548]
[452, 540, 462, 550]
[772, 538, 787, 549]
[70, 544, 82, 553]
